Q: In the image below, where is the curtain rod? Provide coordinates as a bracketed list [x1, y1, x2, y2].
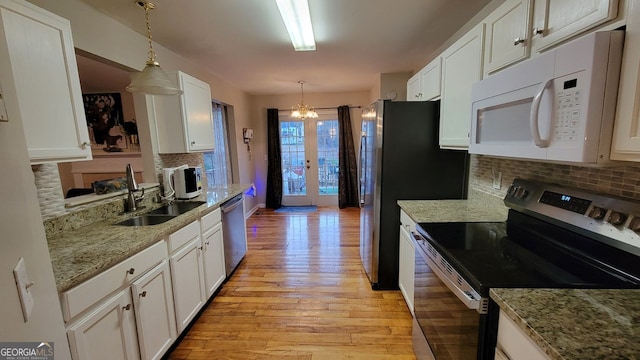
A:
[277, 105, 362, 112]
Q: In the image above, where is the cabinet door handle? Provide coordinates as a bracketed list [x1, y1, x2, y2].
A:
[533, 27, 544, 36]
[127, 268, 135, 275]
[205, 241, 210, 245]
[80, 142, 90, 148]
[123, 304, 132, 311]
[513, 37, 526, 46]
[140, 291, 147, 298]
[191, 141, 196, 146]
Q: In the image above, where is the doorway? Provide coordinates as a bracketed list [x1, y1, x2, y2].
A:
[280, 111, 339, 206]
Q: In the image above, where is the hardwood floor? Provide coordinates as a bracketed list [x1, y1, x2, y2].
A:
[166, 207, 416, 359]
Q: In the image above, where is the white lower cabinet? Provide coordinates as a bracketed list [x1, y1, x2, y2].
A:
[201, 209, 226, 298]
[496, 310, 550, 360]
[398, 225, 415, 314]
[132, 260, 177, 360]
[170, 234, 206, 333]
[64, 208, 232, 359]
[67, 289, 140, 360]
[64, 240, 169, 360]
[398, 210, 416, 314]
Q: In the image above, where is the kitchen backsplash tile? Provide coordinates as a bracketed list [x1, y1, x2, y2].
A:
[33, 163, 66, 220]
[471, 155, 640, 201]
[34, 153, 206, 221]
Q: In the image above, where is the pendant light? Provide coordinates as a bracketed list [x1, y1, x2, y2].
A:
[126, 1, 183, 95]
[291, 80, 318, 119]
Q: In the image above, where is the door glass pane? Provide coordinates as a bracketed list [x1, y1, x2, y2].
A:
[280, 121, 306, 196]
[316, 120, 339, 195]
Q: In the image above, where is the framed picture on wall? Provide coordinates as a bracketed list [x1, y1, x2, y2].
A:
[82, 92, 126, 151]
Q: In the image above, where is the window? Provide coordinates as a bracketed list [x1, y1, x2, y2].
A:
[203, 102, 232, 186]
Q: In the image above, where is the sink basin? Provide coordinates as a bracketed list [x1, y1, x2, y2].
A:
[116, 214, 176, 226]
[146, 201, 206, 216]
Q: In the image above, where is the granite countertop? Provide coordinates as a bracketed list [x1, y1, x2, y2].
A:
[491, 288, 640, 360]
[397, 192, 508, 224]
[48, 184, 251, 293]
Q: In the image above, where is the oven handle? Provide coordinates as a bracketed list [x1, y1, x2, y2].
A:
[413, 232, 487, 314]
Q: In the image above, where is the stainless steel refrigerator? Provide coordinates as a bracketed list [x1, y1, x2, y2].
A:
[359, 100, 469, 289]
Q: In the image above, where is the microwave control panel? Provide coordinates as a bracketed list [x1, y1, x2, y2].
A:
[554, 77, 582, 142]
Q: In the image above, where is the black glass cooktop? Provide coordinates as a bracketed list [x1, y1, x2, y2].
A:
[417, 210, 640, 296]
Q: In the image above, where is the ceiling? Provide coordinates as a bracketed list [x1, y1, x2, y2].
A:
[77, 0, 492, 95]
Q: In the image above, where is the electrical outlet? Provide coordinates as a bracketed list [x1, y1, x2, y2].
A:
[13, 257, 34, 322]
[493, 171, 502, 190]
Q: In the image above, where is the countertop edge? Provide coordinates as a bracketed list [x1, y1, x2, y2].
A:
[490, 289, 564, 360]
[52, 184, 251, 293]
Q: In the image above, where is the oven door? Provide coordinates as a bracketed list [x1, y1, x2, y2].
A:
[412, 232, 486, 360]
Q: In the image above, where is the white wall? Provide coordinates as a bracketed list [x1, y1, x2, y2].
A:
[28, 0, 258, 211]
[249, 91, 370, 206]
[0, 82, 70, 358]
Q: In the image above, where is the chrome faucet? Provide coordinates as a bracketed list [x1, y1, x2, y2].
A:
[125, 163, 144, 212]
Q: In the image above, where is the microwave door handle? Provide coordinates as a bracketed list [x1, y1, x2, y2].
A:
[530, 78, 553, 148]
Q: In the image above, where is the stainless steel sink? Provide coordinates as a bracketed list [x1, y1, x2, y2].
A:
[146, 201, 206, 216]
[116, 214, 176, 226]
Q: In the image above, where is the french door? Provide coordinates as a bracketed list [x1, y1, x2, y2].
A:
[280, 111, 339, 206]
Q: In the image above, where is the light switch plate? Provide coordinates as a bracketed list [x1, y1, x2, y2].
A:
[13, 257, 34, 322]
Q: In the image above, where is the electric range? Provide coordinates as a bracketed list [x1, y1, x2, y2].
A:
[411, 179, 640, 360]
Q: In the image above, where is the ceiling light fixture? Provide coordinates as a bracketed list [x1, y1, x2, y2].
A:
[275, 0, 316, 51]
[126, 1, 183, 95]
[291, 81, 318, 119]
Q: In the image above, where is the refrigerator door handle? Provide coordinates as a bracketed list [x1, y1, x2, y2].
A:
[359, 136, 367, 206]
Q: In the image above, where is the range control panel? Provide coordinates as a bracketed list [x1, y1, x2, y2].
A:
[505, 179, 640, 255]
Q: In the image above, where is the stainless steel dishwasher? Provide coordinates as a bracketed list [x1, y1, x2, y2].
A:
[221, 194, 247, 277]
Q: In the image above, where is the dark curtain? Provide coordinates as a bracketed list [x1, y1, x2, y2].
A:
[337, 105, 359, 208]
[265, 108, 282, 209]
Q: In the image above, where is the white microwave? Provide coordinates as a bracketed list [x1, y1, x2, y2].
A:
[469, 31, 624, 164]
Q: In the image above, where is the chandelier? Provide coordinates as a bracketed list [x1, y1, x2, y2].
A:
[291, 81, 318, 119]
[126, 1, 183, 95]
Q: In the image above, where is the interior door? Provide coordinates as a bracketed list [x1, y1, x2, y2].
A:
[280, 111, 339, 206]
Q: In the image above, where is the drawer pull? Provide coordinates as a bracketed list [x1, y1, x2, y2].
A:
[205, 241, 210, 246]
[140, 291, 147, 298]
[127, 268, 135, 275]
[123, 304, 132, 311]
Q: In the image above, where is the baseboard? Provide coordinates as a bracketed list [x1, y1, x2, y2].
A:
[245, 203, 262, 219]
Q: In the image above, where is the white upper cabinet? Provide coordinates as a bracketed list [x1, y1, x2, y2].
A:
[407, 57, 442, 102]
[407, 72, 422, 101]
[420, 57, 442, 101]
[611, 0, 640, 161]
[0, 0, 91, 164]
[407, 57, 442, 101]
[483, 0, 533, 75]
[530, 0, 619, 53]
[440, 23, 485, 149]
[152, 71, 214, 153]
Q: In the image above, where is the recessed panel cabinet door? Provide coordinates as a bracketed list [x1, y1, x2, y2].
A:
[483, 0, 532, 75]
[67, 289, 139, 360]
[440, 23, 484, 149]
[202, 222, 226, 298]
[531, 0, 618, 53]
[407, 72, 422, 101]
[132, 260, 177, 360]
[170, 237, 206, 333]
[0, 1, 91, 164]
[611, 0, 640, 161]
[180, 72, 215, 152]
